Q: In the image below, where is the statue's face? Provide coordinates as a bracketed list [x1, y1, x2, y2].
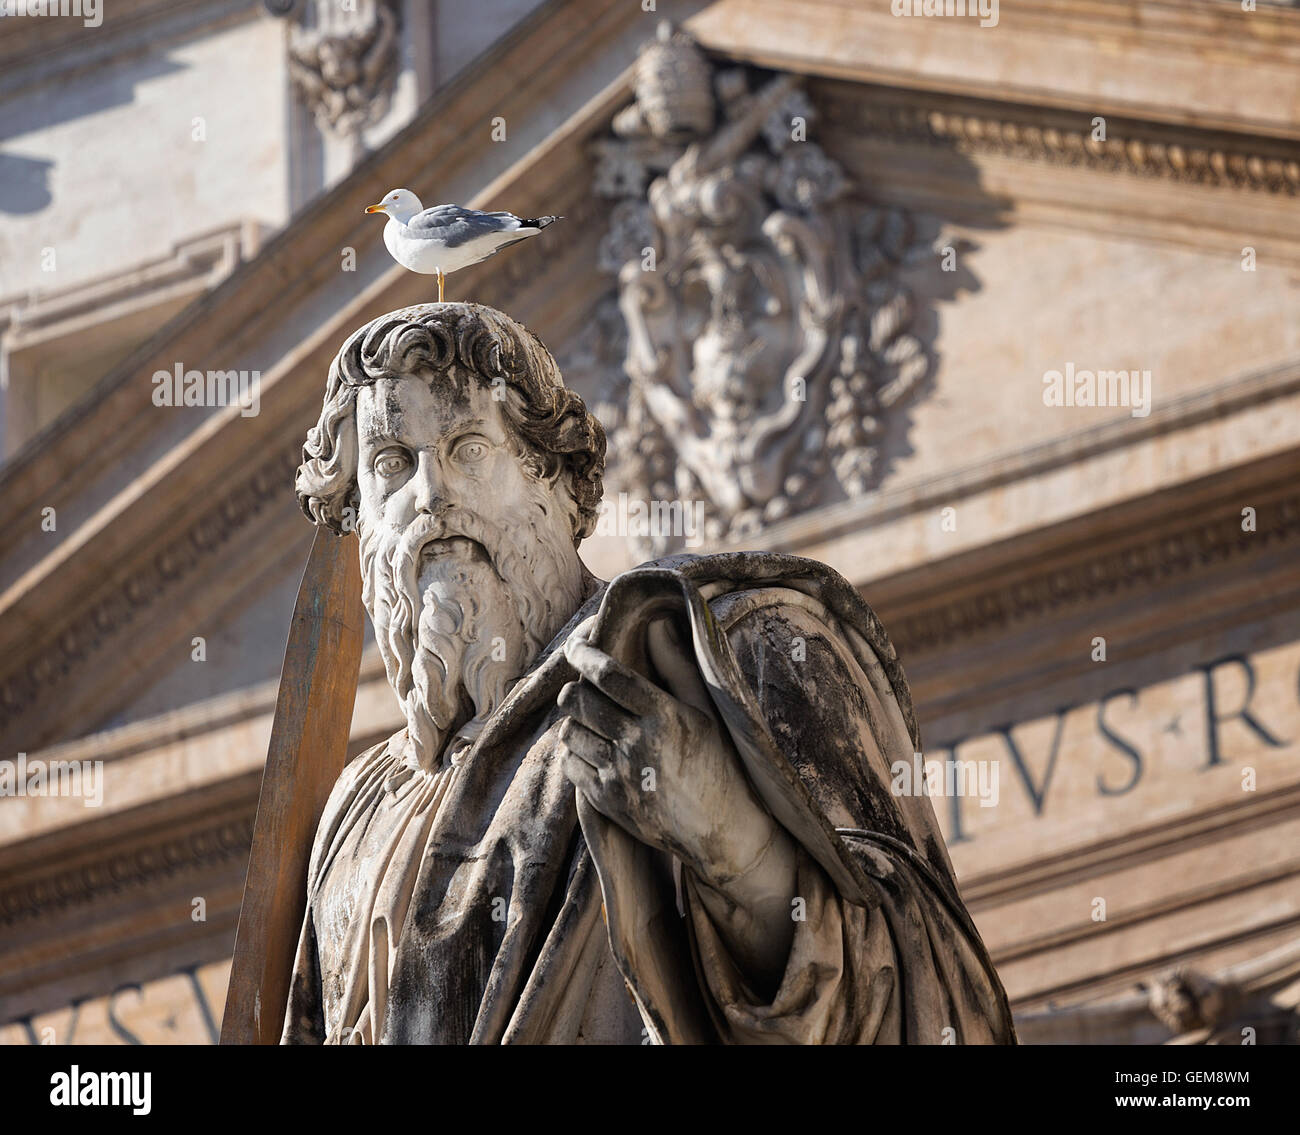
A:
[355, 372, 558, 566]
[352, 370, 584, 765]
[676, 244, 794, 424]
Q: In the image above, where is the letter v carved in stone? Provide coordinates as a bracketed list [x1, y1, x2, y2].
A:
[996, 708, 1070, 816]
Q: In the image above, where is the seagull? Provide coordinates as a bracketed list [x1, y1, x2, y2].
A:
[364, 188, 560, 302]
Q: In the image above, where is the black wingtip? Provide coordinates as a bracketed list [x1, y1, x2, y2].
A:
[521, 215, 561, 230]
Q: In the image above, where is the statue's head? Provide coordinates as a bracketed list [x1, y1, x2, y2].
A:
[297, 303, 606, 764]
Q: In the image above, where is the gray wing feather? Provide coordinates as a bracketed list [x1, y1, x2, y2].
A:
[405, 205, 526, 248]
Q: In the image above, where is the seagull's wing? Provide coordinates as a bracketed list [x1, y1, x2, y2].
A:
[405, 205, 530, 248]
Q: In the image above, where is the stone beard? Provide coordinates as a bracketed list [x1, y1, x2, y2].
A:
[357, 484, 584, 767]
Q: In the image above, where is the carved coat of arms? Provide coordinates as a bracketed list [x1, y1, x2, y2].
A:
[565, 24, 936, 556]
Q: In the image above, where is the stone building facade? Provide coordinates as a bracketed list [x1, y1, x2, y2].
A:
[0, 0, 1297, 1044]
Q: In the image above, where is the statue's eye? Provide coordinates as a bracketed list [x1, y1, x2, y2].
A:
[452, 438, 489, 464]
[374, 450, 411, 478]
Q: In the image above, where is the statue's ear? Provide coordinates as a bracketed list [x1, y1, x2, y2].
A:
[522, 446, 571, 496]
[552, 464, 584, 535]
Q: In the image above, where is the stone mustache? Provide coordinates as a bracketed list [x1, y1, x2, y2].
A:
[281, 302, 1015, 1044]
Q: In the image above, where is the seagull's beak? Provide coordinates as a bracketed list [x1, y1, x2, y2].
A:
[364, 203, 386, 215]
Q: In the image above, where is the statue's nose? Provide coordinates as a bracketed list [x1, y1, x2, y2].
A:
[410, 454, 446, 516]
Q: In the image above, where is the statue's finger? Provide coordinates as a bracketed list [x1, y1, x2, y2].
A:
[568, 613, 598, 644]
[559, 715, 615, 766]
[560, 743, 601, 799]
[559, 679, 638, 744]
[563, 635, 660, 716]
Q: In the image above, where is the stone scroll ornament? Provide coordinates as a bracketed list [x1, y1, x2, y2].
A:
[566, 24, 936, 558]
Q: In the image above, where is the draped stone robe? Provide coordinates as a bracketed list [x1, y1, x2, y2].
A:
[281, 553, 1016, 1044]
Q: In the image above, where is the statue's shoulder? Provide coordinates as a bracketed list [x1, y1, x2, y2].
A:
[627, 549, 855, 587]
[620, 550, 918, 750]
[306, 731, 405, 881]
[622, 551, 888, 643]
[327, 732, 397, 800]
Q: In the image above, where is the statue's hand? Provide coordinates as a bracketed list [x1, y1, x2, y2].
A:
[558, 624, 778, 888]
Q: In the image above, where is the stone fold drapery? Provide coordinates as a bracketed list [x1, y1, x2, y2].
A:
[282, 553, 1016, 1045]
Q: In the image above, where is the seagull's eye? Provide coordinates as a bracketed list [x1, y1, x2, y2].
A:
[451, 437, 489, 465]
[373, 449, 412, 478]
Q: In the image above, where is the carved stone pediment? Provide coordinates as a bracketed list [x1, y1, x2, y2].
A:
[567, 23, 938, 557]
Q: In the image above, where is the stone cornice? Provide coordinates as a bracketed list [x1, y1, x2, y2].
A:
[753, 364, 1300, 729]
[0, 659, 400, 857]
[0, 443, 302, 750]
[1014, 934, 1300, 1033]
[690, 0, 1300, 141]
[842, 450, 1300, 739]
[1002, 881, 1300, 1008]
[816, 77, 1300, 267]
[826, 88, 1300, 198]
[758, 359, 1300, 568]
[0, 649, 386, 782]
[0, 223, 261, 350]
[0, 811, 253, 931]
[884, 467, 1300, 659]
[963, 780, 1300, 914]
[0, 775, 257, 1021]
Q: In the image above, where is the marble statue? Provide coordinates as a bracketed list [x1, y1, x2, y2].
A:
[281, 301, 1015, 1044]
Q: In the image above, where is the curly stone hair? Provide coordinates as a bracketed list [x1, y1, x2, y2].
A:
[296, 303, 606, 541]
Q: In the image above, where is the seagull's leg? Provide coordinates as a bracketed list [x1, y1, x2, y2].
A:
[437, 269, 445, 303]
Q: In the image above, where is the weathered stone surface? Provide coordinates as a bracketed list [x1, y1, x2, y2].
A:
[275, 302, 1014, 1044]
[3, 0, 1298, 1048]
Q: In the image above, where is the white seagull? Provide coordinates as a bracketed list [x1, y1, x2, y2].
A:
[364, 188, 560, 302]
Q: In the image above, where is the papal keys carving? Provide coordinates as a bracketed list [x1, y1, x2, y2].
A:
[565, 24, 936, 556]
